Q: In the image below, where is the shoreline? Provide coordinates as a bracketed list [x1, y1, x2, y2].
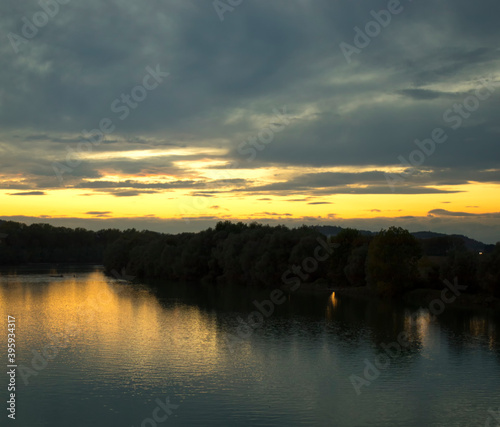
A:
[3, 264, 500, 311]
[285, 281, 500, 311]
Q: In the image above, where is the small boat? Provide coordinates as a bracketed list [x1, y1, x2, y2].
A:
[49, 274, 64, 278]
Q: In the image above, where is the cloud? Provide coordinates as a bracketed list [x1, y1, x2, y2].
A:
[398, 89, 452, 100]
[1, 0, 500, 241]
[428, 209, 500, 218]
[308, 202, 333, 205]
[110, 190, 158, 198]
[232, 171, 464, 195]
[1, 1, 498, 168]
[9, 191, 46, 196]
[85, 211, 112, 217]
[252, 212, 293, 217]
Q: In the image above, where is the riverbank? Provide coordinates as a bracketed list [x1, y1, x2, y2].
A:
[403, 288, 500, 311]
[284, 280, 500, 311]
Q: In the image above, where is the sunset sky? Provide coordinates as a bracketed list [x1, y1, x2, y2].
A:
[1, 0, 500, 243]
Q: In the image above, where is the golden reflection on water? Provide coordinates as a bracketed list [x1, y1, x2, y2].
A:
[330, 292, 338, 308]
[404, 309, 432, 348]
[467, 316, 497, 351]
[325, 292, 338, 319]
[469, 316, 487, 337]
[0, 270, 222, 381]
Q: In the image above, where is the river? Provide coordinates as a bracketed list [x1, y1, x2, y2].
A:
[1, 266, 499, 426]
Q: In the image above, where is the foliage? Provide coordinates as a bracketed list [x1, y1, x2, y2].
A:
[366, 226, 422, 296]
[478, 243, 500, 297]
[1, 219, 499, 299]
[442, 247, 479, 293]
[328, 228, 371, 287]
[0, 221, 119, 264]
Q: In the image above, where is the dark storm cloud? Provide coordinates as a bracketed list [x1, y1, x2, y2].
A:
[1, 0, 500, 238]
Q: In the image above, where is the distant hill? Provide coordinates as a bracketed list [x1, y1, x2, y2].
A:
[314, 226, 495, 253]
[411, 231, 495, 253]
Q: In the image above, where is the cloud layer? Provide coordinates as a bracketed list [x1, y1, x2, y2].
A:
[1, 0, 499, 241]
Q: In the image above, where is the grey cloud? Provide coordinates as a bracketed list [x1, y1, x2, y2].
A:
[110, 191, 158, 198]
[9, 191, 46, 196]
[232, 171, 463, 195]
[308, 202, 333, 205]
[398, 89, 450, 100]
[1, 0, 500, 240]
[1, 0, 499, 174]
[85, 211, 112, 216]
[252, 212, 293, 217]
[429, 209, 476, 217]
[429, 209, 500, 218]
[73, 178, 247, 192]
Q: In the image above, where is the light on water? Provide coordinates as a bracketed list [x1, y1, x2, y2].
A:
[1, 268, 500, 426]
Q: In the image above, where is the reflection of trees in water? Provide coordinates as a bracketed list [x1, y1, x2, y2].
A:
[152, 283, 422, 363]
[147, 279, 500, 364]
[325, 295, 424, 369]
[437, 309, 500, 355]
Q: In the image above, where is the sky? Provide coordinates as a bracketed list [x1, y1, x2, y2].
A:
[1, 0, 499, 243]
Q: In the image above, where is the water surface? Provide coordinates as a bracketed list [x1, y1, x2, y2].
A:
[1, 267, 499, 426]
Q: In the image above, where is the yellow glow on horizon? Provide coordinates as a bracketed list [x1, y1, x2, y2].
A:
[1, 181, 499, 223]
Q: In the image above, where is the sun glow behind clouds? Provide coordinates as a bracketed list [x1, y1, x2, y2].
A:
[3, 145, 500, 223]
[84, 147, 227, 161]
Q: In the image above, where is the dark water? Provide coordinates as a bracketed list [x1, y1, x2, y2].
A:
[1, 267, 499, 426]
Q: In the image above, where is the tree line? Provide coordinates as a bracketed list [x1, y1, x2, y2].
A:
[0, 221, 121, 264]
[0, 220, 498, 297]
